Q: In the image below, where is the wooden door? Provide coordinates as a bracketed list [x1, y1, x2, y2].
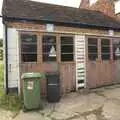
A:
[42, 35, 59, 73]
[86, 37, 114, 88]
[113, 39, 120, 83]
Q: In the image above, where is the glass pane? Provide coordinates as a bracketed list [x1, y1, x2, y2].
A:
[88, 38, 97, 45]
[61, 37, 73, 44]
[88, 38, 98, 60]
[88, 46, 97, 53]
[61, 54, 74, 61]
[102, 54, 110, 60]
[61, 36, 74, 61]
[21, 34, 37, 62]
[21, 34, 37, 43]
[42, 35, 56, 61]
[22, 54, 37, 62]
[88, 53, 98, 60]
[43, 35, 56, 44]
[43, 53, 56, 61]
[61, 45, 73, 53]
[43, 45, 56, 53]
[113, 40, 120, 60]
[101, 39, 110, 60]
[101, 47, 110, 53]
[101, 39, 109, 45]
[21, 44, 37, 53]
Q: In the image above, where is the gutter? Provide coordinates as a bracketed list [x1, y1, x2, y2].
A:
[4, 16, 120, 31]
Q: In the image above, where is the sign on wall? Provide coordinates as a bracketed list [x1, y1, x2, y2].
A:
[46, 24, 54, 32]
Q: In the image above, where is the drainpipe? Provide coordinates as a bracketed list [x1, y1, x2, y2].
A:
[5, 24, 8, 94]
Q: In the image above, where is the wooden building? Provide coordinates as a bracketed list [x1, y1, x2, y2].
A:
[2, 0, 120, 95]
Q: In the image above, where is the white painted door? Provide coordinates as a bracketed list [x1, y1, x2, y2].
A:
[7, 28, 20, 93]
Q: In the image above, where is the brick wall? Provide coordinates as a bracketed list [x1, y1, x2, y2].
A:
[90, 0, 115, 18]
[79, 0, 115, 18]
[79, 0, 89, 9]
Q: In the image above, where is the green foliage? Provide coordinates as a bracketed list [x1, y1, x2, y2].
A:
[0, 48, 3, 61]
[0, 62, 22, 111]
[0, 94, 23, 111]
[0, 62, 3, 84]
[0, 39, 3, 47]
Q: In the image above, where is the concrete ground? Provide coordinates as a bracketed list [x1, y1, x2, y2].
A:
[1, 84, 120, 120]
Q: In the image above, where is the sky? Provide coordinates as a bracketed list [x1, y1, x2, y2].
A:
[0, 0, 120, 39]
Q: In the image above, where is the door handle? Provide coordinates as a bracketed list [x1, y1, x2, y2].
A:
[9, 64, 12, 72]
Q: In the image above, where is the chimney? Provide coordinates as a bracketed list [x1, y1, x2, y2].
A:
[79, 0, 90, 9]
[90, 0, 115, 17]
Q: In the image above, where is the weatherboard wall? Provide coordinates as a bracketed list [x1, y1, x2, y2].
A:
[4, 21, 120, 95]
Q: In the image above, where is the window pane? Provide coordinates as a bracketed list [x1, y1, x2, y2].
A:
[42, 35, 56, 62]
[88, 38, 98, 60]
[21, 44, 37, 53]
[61, 45, 73, 53]
[21, 34, 37, 62]
[21, 34, 37, 43]
[43, 53, 56, 61]
[88, 38, 97, 45]
[88, 46, 97, 53]
[88, 53, 98, 60]
[43, 36, 56, 44]
[61, 37, 73, 45]
[43, 45, 56, 53]
[101, 39, 110, 60]
[102, 54, 110, 60]
[61, 36, 74, 61]
[22, 54, 37, 62]
[61, 54, 73, 61]
[113, 40, 120, 60]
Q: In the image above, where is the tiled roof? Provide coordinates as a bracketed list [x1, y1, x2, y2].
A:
[2, 0, 120, 30]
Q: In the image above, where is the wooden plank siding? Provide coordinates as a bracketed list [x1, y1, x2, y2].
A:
[20, 33, 76, 96]
[86, 36, 120, 89]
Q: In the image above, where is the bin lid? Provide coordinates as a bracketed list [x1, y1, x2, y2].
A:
[21, 72, 43, 79]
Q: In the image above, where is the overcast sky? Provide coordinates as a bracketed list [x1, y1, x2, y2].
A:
[0, 0, 120, 39]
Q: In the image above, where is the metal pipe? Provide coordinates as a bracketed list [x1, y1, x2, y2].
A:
[5, 24, 8, 94]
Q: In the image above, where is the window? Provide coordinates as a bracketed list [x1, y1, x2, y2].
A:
[101, 39, 110, 60]
[61, 36, 74, 61]
[21, 34, 37, 62]
[113, 39, 120, 60]
[88, 38, 98, 60]
[42, 35, 56, 61]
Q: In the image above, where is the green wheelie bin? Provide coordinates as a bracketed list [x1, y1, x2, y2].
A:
[21, 72, 42, 110]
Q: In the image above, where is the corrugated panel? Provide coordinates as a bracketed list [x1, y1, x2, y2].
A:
[75, 35, 86, 90]
[7, 28, 20, 92]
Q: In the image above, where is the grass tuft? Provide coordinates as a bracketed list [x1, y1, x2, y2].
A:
[0, 94, 23, 111]
[0, 62, 23, 111]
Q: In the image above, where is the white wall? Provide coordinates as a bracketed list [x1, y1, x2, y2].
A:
[7, 28, 20, 93]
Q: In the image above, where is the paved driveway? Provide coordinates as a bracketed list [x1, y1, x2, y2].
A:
[1, 84, 120, 120]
